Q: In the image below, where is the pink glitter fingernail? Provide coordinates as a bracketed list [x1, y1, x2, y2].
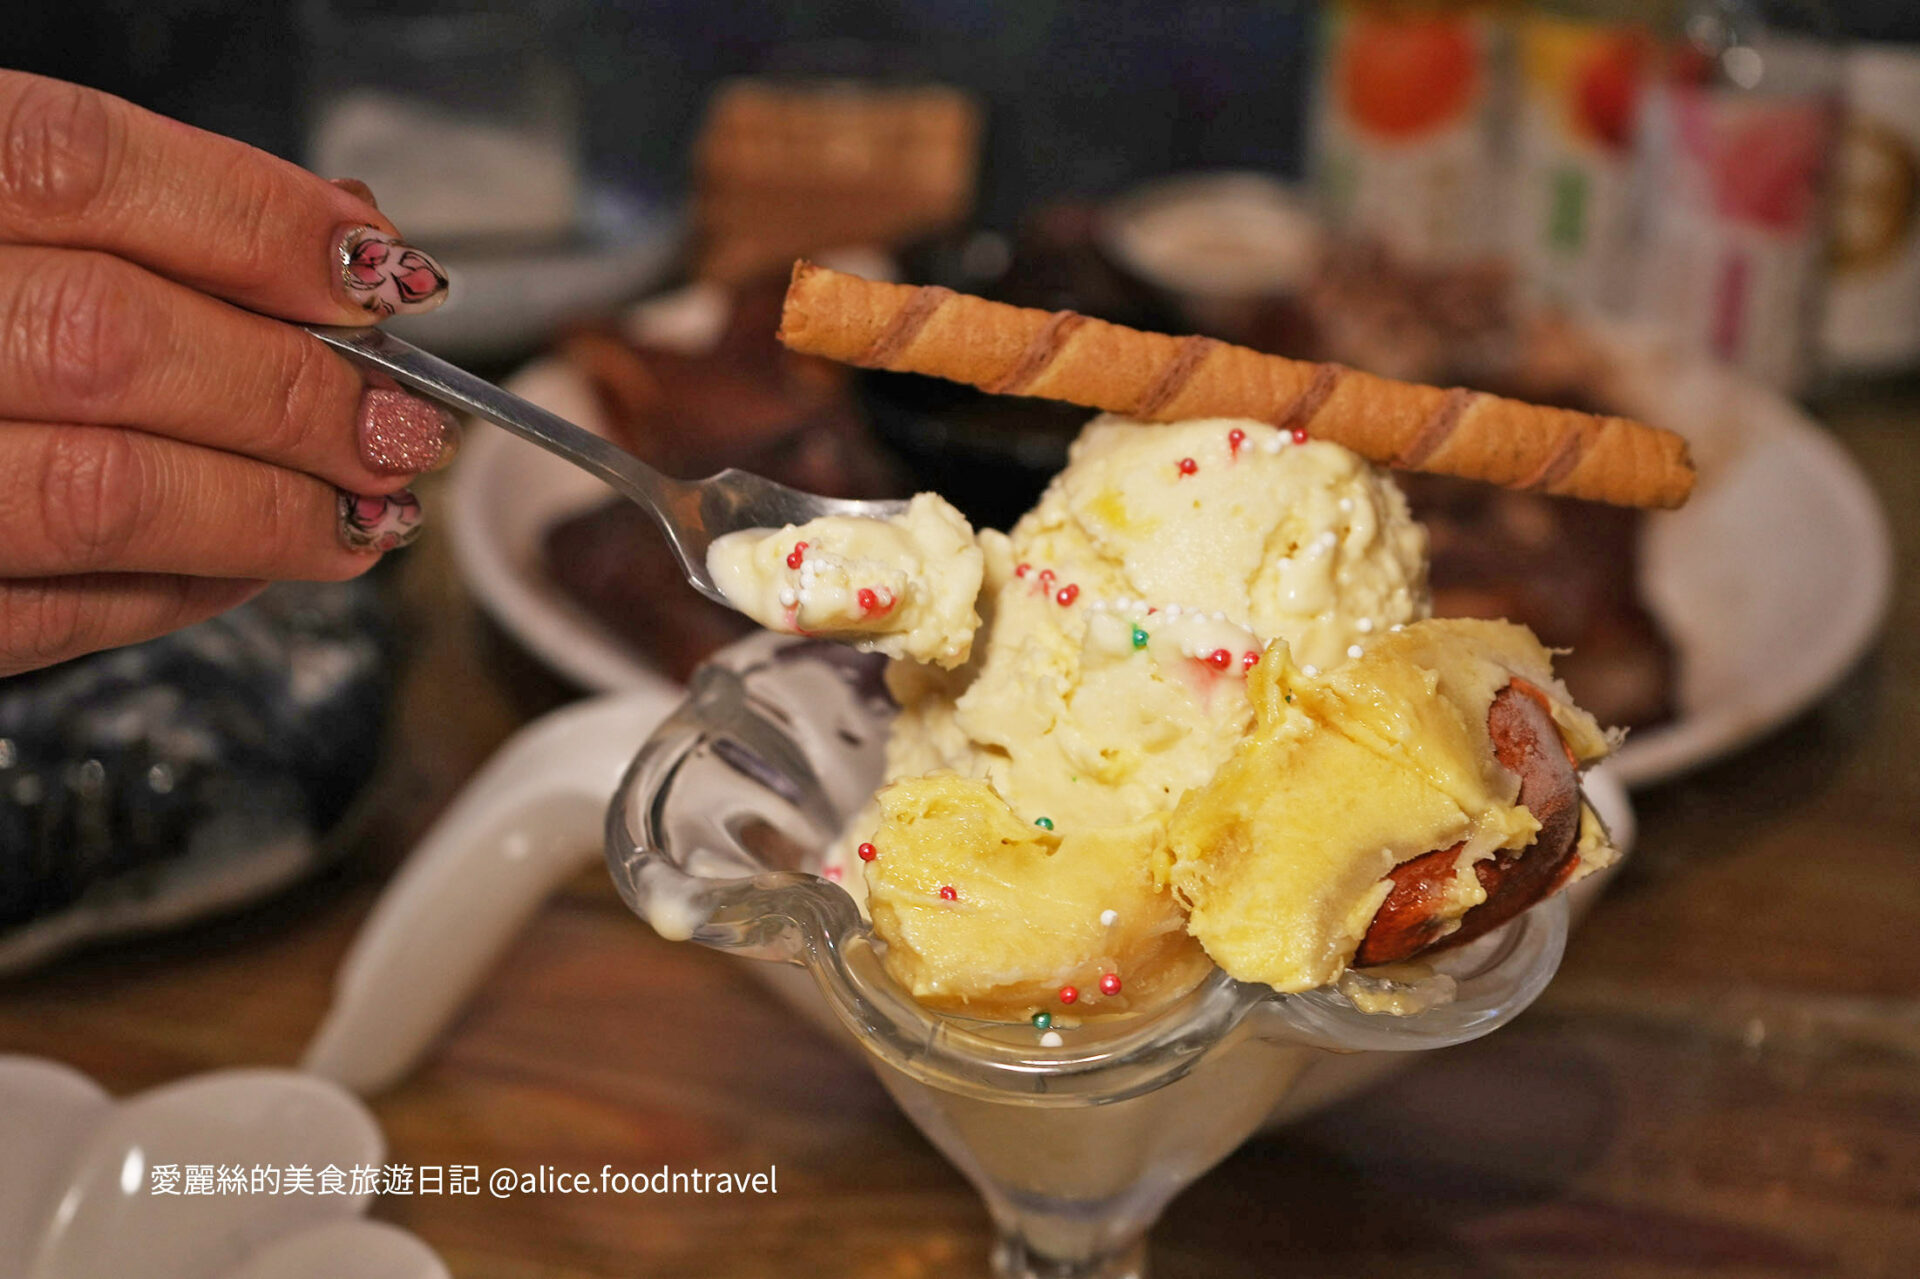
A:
[358, 388, 459, 474]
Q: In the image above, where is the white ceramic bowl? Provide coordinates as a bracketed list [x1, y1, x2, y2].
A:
[0, 1056, 447, 1279]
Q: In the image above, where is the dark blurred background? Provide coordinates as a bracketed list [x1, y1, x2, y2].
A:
[10, 1, 1919, 206]
[7, 0, 1343, 226]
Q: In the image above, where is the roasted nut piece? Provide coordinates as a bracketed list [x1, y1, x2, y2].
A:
[1356, 680, 1583, 966]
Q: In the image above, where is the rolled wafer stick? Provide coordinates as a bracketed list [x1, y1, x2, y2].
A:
[778, 262, 1694, 508]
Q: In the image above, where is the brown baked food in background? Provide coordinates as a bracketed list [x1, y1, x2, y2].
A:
[1400, 472, 1675, 732]
[693, 79, 982, 285]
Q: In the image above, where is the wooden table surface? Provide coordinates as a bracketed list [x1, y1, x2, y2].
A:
[3, 382, 1916, 1278]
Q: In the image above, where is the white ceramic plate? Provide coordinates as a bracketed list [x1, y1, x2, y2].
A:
[445, 359, 667, 692]
[448, 351, 1894, 788]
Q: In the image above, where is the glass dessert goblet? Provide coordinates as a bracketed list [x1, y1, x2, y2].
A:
[607, 633, 1574, 1279]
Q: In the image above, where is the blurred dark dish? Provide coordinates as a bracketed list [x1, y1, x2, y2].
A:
[1402, 473, 1675, 731]
[0, 579, 394, 961]
[862, 205, 1188, 529]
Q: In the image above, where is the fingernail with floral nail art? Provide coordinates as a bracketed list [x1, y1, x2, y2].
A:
[359, 387, 460, 474]
[336, 227, 449, 318]
[338, 489, 425, 552]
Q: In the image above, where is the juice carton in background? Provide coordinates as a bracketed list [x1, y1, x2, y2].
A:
[1311, 0, 1514, 267]
[1634, 2, 1842, 395]
[1513, 5, 1655, 313]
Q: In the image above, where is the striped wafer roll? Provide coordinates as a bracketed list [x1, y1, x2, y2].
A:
[778, 262, 1694, 508]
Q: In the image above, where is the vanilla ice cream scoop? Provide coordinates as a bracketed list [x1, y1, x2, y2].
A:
[706, 492, 984, 667]
[877, 416, 1431, 841]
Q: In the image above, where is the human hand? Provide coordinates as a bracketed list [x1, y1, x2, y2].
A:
[0, 70, 456, 677]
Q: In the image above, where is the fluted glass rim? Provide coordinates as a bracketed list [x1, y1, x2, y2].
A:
[606, 632, 1568, 1106]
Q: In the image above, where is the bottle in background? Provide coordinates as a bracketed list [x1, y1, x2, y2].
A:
[1634, 0, 1842, 394]
[1310, 0, 1514, 267]
[1820, 40, 1920, 376]
[1512, 0, 1660, 314]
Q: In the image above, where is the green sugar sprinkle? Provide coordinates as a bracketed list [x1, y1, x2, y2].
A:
[1034, 816, 1054, 830]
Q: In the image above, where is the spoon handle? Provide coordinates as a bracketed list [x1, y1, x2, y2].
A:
[304, 324, 684, 515]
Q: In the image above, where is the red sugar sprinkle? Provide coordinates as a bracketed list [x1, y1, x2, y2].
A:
[1015, 563, 1031, 578]
[857, 842, 878, 862]
[1058, 985, 1080, 1005]
[824, 865, 843, 882]
[785, 541, 808, 569]
[1099, 973, 1122, 996]
[1242, 650, 1260, 672]
[1228, 428, 1246, 455]
[939, 885, 958, 901]
[1056, 584, 1080, 606]
[1291, 428, 1309, 444]
[1038, 569, 1055, 589]
[1177, 457, 1198, 476]
[1207, 648, 1232, 670]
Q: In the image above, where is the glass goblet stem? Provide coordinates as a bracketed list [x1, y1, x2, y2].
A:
[992, 1234, 1148, 1279]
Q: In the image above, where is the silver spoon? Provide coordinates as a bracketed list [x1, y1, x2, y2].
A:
[305, 325, 908, 606]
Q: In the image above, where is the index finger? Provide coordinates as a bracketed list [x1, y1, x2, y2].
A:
[0, 71, 448, 323]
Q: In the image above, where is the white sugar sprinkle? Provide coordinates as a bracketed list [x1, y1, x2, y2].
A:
[1390, 623, 1405, 632]
[1348, 644, 1365, 659]
[1357, 618, 1374, 633]
[1338, 497, 1353, 513]
[1100, 909, 1119, 927]
[1301, 664, 1319, 677]
[1040, 1031, 1063, 1048]
[778, 588, 797, 607]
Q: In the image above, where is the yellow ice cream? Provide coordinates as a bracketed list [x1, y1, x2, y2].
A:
[1164, 619, 1615, 994]
[862, 775, 1210, 1016]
